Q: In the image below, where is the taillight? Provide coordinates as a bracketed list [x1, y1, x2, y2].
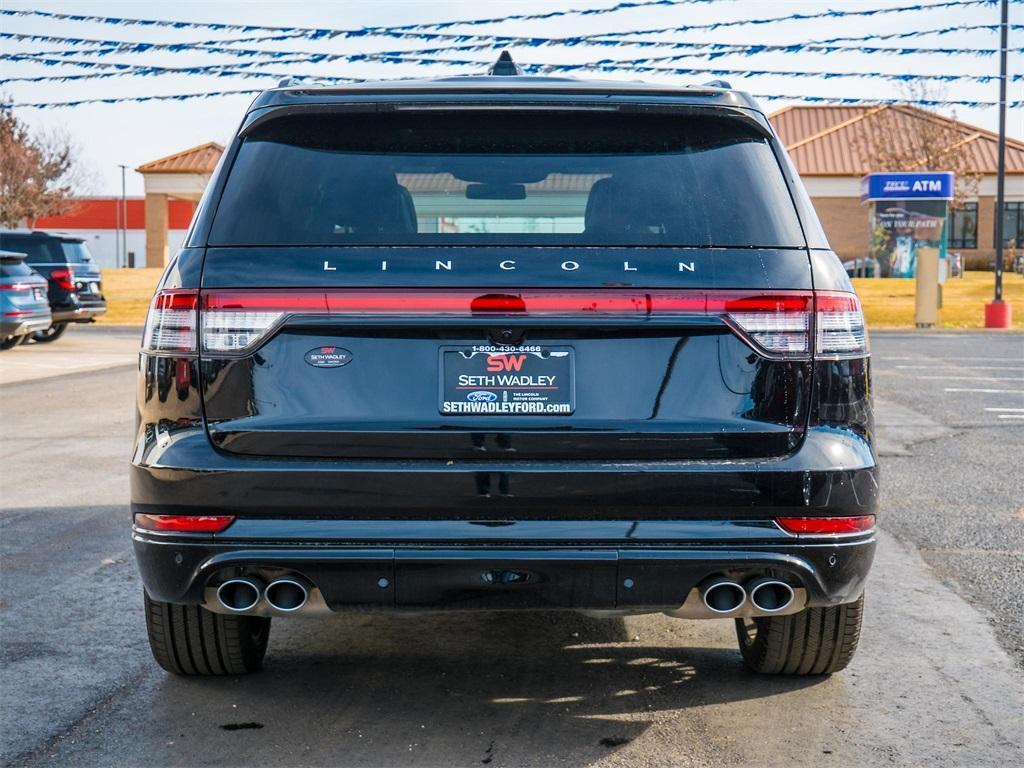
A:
[815, 292, 869, 358]
[142, 289, 198, 354]
[192, 288, 868, 359]
[134, 513, 235, 533]
[776, 515, 875, 536]
[50, 268, 75, 292]
[712, 293, 812, 355]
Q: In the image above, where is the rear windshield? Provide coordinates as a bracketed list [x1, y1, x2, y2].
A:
[61, 241, 95, 263]
[209, 112, 804, 248]
[0, 257, 33, 278]
[0, 235, 65, 264]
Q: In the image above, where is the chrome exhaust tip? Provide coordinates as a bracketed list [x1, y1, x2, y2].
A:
[216, 577, 262, 612]
[700, 578, 747, 614]
[265, 577, 309, 612]
[747, 578, 796, 613]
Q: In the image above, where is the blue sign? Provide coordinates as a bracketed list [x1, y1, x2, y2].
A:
[861, 172, 955, 201]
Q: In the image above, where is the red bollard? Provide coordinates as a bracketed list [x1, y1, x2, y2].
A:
[984, 301, 1013, 328]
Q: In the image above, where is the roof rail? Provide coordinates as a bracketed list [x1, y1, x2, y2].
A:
[487, 51, 524, 76]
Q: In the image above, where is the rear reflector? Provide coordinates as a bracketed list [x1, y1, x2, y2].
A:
[134, 514, 235, 533]
[137, 288, 868, 359]
[776, 515, 875, 535]
[142, 289, 198, 354]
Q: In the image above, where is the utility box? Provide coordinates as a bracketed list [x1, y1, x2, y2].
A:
[915, 247, 941, 327]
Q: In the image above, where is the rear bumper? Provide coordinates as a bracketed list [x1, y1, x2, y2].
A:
[52, 300, 106, 324]
[132, 422, 878, 615]
[1, 311, 52, 338]
[133, 518, 875, 615]
[131, 425, 879, 519]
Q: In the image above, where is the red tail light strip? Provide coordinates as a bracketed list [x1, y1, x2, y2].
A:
[202, 289, 806, 316]
[142, 288, 867, 358]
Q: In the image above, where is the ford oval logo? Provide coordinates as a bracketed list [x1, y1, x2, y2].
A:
[304, 346, 353, 368]
[466, 390, 498, 403]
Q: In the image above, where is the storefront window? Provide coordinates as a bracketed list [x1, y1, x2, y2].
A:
[948, 202, 978, 249]
[998, 202, 1024, 248]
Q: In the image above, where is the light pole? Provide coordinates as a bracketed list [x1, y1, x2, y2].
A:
[985, 0, 1012, 328]
[113, 169, 121, 268]
[118, 165, 128, 269]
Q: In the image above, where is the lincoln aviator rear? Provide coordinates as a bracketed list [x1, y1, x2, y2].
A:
[132, 67, 877, 676]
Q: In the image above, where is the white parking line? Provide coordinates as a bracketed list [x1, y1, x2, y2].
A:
[944, 388, 1024, 394]
[895, 365, 1024, 370]
[985, 407, 1024, 412]
[919, 376, 1024, 382]
[997, 414, 1024, 420]
[886, 356, 1024, 362]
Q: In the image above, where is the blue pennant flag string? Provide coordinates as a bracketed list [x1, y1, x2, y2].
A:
[0, 27, 1011, 70]
[3, 88, 1018, 110]
[4, 48, 1019, 87]
[0, 1, 1013, 48]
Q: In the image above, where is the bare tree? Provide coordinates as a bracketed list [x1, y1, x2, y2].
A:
[849, 83, 982, 208]
[0, 104, 80, 227]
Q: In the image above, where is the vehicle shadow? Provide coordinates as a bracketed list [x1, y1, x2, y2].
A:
[145, 610, 826, 767]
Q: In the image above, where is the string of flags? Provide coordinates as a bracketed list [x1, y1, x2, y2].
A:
[5, 48, 1020, 88]
[0, 0, 1018, 110]
[5, 87, 1018, 111]
[0, 0, 1012, 47]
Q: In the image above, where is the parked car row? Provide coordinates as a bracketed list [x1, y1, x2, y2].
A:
[0, 229, 108, 349]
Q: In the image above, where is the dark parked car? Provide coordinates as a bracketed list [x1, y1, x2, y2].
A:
[0, 249, 51, 349]
[132, 59, 877, 677]
[841, 257, 880, 278]
[0, 230, 106, 342]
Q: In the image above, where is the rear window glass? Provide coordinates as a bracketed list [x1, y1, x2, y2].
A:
[0, 236, 65, 264]
[209, 112, 804, 248]
[61, 241, 95, 263]
[0, 258, 33, 278]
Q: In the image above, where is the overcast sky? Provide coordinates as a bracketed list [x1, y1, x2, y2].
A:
[2, 0, 1019, 195]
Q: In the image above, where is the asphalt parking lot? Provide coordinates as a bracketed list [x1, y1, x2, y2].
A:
[1, 328, 1022, 767]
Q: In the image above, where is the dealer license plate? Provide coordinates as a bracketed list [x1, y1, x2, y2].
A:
[440, 346, 575, 415]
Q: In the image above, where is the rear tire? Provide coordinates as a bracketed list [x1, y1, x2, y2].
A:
[735, 593, 864, 675]
[143, 591, 271, 675]
[30, 322, 68, 343]
[0, 335, 22, 350]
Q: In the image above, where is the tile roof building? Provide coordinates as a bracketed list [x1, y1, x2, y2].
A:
[769, 105, 1024, 268]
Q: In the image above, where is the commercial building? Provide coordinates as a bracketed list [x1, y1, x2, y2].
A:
[32, 143, 220, 268]
[770, 105, 1024, 269]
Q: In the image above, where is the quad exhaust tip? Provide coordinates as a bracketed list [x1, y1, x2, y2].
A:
[216, 577, 262, 612]
[747, 578, 796, 613]
[265, 577, 309, 612]
[700, 578, 747, 614]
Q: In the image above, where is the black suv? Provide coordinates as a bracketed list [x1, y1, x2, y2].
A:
[0, 230, 107, 342]
[132, 64, 876, 677]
